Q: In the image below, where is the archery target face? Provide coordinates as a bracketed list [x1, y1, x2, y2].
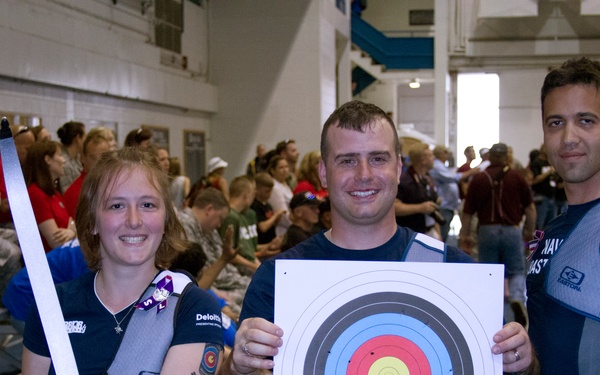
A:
[274, 260, 503, 375]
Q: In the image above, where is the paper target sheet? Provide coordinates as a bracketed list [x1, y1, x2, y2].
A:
[274, 260, 504, 374]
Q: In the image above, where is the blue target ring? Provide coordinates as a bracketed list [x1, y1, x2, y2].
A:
[325, 313, 451, 374]
[304, 291, 473, 375]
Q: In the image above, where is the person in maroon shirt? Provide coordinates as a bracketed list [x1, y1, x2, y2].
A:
[459, 143, 535, 323]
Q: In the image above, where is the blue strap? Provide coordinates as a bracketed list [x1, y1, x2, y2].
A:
[403, 232, 446, 262]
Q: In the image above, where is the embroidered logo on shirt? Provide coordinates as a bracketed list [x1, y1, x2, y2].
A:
[65, 320, 87, 334]
[558, 266, 585, 291]
[196, 313, 222, 328]
[196, 313, 221, 323]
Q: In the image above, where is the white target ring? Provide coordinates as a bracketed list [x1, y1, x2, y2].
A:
[275, 261, 502, 375]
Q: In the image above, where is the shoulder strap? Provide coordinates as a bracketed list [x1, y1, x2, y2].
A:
[483, 166, 511, 223]
[403, 232, 446, 262]
[544, 201, 600, 322]
[106, 270, 193, 374]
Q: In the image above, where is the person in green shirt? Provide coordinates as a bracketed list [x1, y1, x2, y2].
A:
[219, 176, 280, 276]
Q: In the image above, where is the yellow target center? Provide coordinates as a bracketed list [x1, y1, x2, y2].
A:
[367, 356, 410, 375]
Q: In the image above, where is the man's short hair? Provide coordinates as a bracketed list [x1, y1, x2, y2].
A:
[276, 139, 295, 155]
[464, 146, 474, 156]
[432, 145, 449, 158]
[192, 187, 229, 210]
[320, 100, 400, 162]
[541, 57, 600, 112]
[229, 175, 255, 198]
[254, 172, 274, 189]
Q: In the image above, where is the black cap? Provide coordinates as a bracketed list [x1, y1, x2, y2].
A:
[490, 143, 508, 155]
[290, 191, 319, 210]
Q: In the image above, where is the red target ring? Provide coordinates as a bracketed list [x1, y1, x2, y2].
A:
[347, 335, 431, 375]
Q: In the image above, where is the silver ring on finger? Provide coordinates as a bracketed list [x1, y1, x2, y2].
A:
[242, 343, 253, 357]
[514, 349, 521, 362]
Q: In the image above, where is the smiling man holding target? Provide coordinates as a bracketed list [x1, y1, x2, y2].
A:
[220, 100, 538, 375]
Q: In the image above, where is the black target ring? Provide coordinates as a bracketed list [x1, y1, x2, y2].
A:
[303, 292, 472, 374]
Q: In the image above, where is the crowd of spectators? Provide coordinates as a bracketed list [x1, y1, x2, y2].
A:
[0, 108, 570, 372]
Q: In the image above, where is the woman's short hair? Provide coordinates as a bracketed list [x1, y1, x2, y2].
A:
[76, 147, 187, 271]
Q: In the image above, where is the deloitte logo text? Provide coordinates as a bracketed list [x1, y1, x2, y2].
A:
[196, 313, 222, 323]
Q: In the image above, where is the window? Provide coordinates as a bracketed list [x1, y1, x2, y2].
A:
[457, 73, 499, 166]
[409, 10, 434, 26]
[155, 0, 183, 53]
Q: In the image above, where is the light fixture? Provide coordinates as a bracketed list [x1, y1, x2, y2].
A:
[408, 79, 420, 89]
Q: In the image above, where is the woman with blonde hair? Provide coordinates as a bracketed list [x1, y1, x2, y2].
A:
[23, 147, 223, 374]
[86, 126, 117, 151]
[293, 150, 327, 199]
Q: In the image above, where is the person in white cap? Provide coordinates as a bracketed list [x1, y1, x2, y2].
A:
[206, 156, 229, 200]
[477, 147, 492, 171]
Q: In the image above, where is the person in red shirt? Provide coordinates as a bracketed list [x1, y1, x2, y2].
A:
[293, 150, 328, 199]
[24, 140, 76, 252]
[63, 131, 111, 218]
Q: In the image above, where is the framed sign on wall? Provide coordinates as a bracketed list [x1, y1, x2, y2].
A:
[183, 130, 206, 186]
[143, 124, 170, 151]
